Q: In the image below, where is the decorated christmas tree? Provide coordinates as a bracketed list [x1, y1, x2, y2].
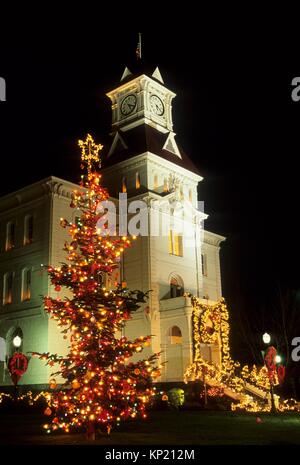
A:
[33, 135, 160, 437]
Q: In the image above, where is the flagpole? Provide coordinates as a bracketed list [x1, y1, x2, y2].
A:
[139, 32, 142, 59]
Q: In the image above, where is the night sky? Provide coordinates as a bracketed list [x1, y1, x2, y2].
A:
[1, 33, 299, 361]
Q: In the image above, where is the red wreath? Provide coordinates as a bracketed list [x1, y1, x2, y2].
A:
[264, 346, 277, 381]
[8, 353, 28, 379]
[277, 365, 286, 385]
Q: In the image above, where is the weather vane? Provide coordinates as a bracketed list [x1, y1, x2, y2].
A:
[78, 134, 103, 172]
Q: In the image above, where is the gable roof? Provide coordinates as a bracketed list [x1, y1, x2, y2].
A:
[101, 124, 200, 175]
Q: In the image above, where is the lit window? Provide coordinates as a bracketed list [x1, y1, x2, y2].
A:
[174, 233, 183, 256]
[22, 268, 31, 301]
[168, 326, 183, 345]
[168, 230, 173, 254]
[169, 230, 183, 256]
[201, 254, 207, 276]
[6, 222, 15, 251]
[135, 172, 141, 189]
[3, 272, 13, 305]
[122, 177, 127, 193]
[24, 215, 33, 245]
[189, 189, 193, 202]
[154, 174, 158, 189]
[163, 178, 168, 192]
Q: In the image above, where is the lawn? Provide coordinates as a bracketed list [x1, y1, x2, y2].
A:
[1, 410, 300, 445]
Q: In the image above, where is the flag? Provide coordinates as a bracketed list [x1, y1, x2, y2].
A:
[136, 33, 141, 59]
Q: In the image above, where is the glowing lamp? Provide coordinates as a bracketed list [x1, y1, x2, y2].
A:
[275, 355, 282, 364]
[262, 333, 271, 344]
[13, 335, 22, 348]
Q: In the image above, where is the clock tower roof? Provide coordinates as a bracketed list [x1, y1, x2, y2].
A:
[102, 124, 200, 176]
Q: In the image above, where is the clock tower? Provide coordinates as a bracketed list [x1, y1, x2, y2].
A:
[106, 65, 175, 135]
[101, 63, 225, 383]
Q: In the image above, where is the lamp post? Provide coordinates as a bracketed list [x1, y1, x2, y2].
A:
[262, 333, 277, 413]
[11, 334, 22, 398]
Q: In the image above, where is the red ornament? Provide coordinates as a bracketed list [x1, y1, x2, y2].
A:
[60, 219, 68, 228]
[44, 407, 52, 416]
[45, 297, 52, 307]
[55, 285, 61, 292]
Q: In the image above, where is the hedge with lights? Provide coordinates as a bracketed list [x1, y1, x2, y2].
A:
[184, 297, 299, 412]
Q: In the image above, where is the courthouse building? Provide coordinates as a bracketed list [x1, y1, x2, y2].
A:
[0, 64, 225, 387]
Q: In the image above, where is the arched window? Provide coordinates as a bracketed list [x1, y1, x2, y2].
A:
[169, 274, 184, 298]
[167, 326, 183, 345]
[24, 215, 33, 245]
[21, 268, 31, 301]
[6, 221, 15, 251]
[3, 272, 14, 305]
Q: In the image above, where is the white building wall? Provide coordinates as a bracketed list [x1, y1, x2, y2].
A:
[0, 183, 52, 385]
[0, 174, 225, 386]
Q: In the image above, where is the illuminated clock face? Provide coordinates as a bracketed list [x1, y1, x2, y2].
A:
[150, 94, 164, 116]
[120, 94, 137, 116]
